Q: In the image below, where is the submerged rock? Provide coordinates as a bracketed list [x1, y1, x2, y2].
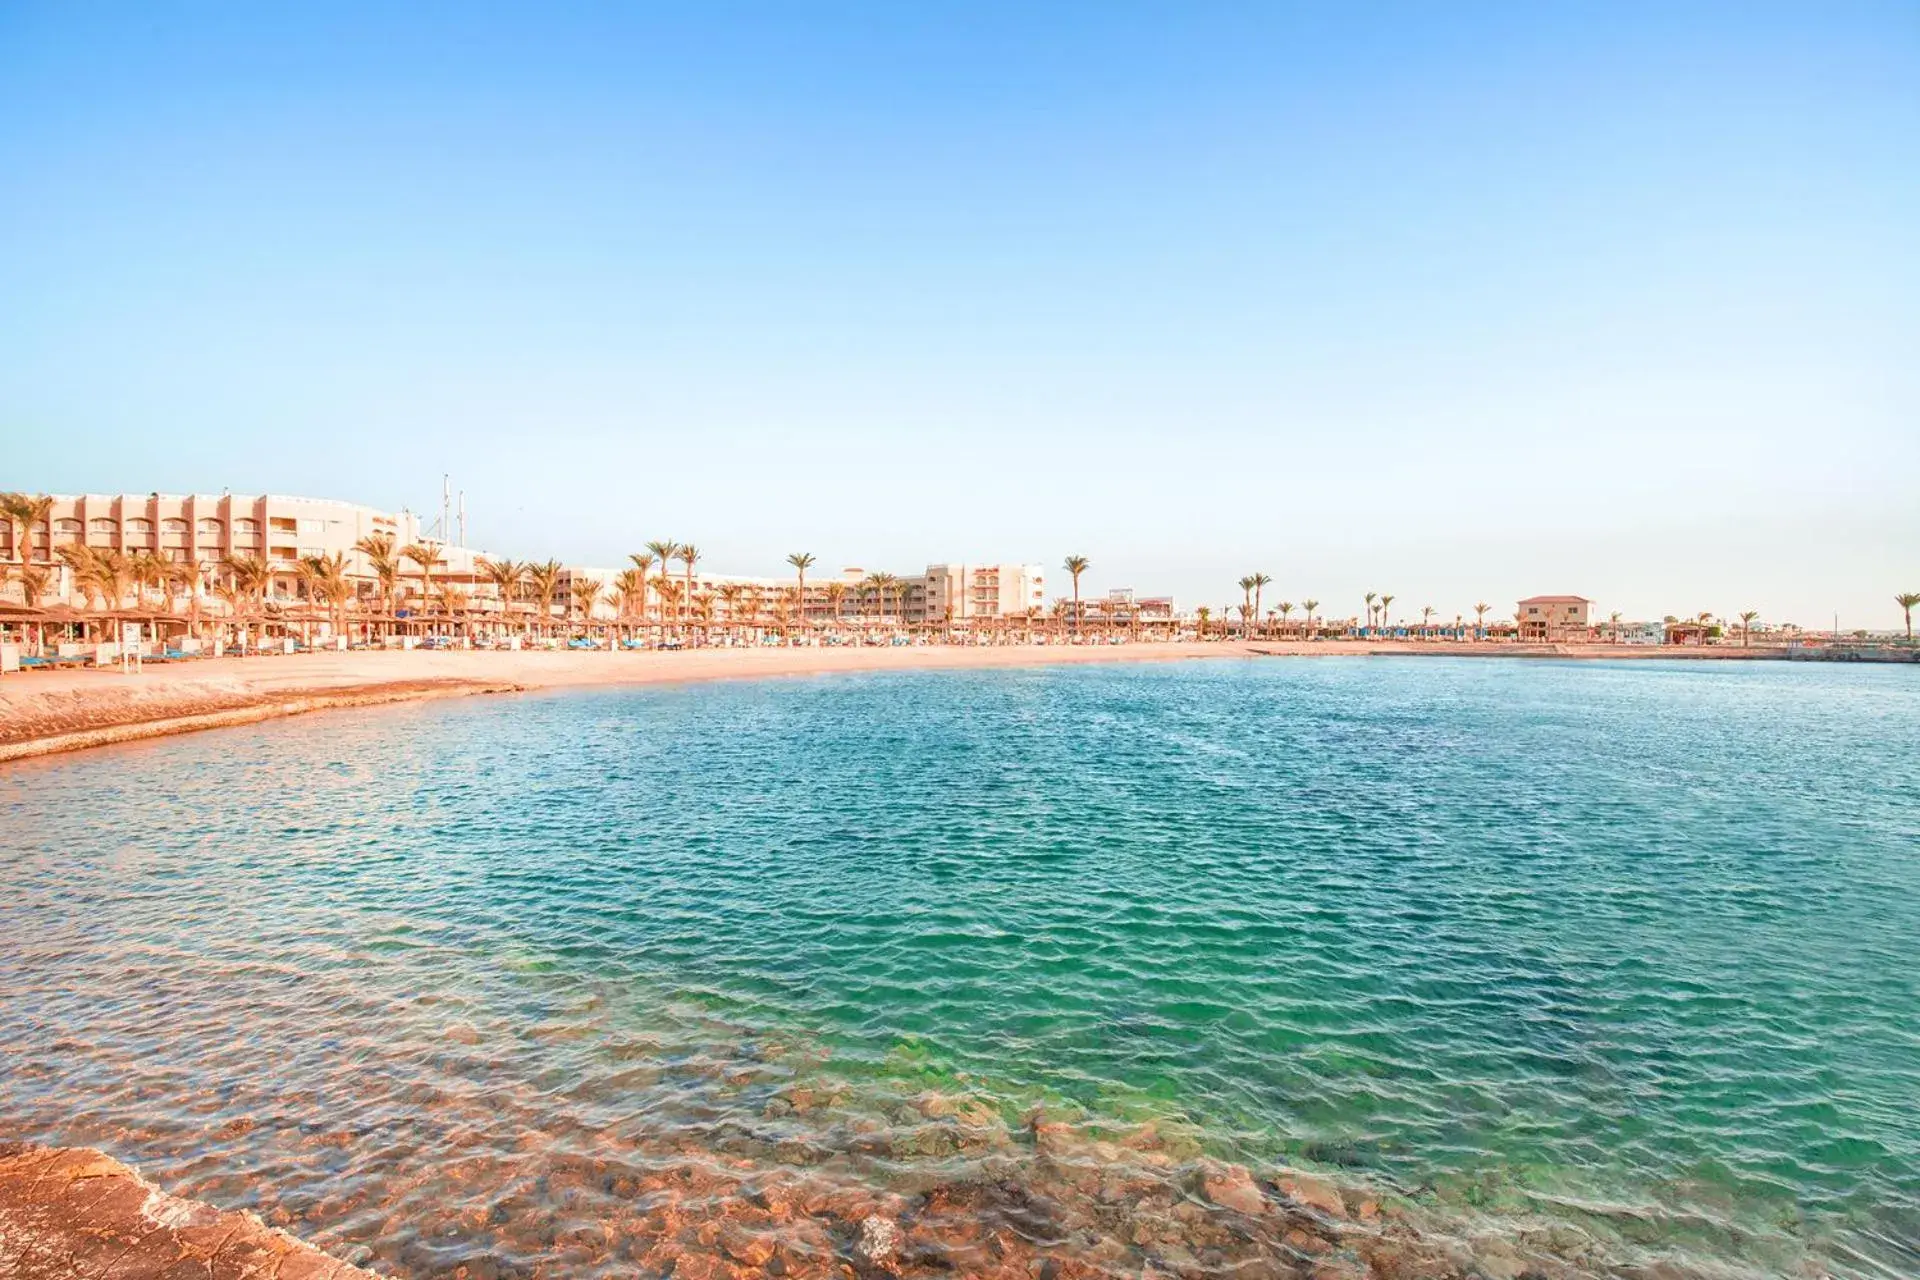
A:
[1277, 1170, 1348, 1219]
[853, 1213, 902, 1271]
[1197, 1162, 1269, 1216]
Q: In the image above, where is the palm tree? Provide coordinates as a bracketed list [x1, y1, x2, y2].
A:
[1609, 611, 1622, 643]
[1195, 605, 1211, 639]
[1251, 573, 1272, 636]
[646, 540, 680, 628]
[1895, 592, 1920, 643]
[1474, 601, 1490, 637]
[0, 492, 26, 563]
[184, 559, 216, 638]
[294, 554, 324, 607]
[786, 552, 816, 629]
[1738, 610, 1759, 647]
[60, 547, 125, 613]
[525, 560, 563, 636]
[572, 576, 603, 631]
[24, 493, 52, 562]
[1301, 598, 1319, 638]
[1420, 605, 1434, 635]
[1, 492, 52, 565]
[627, 552, 656, 624]
[401, 542, 442, 612]
[612, 567, 644, 623]
[1063, 555, 1090, 636]
[298, 552, 354, 640]
[1235, 576, 1256, 637]
[1379, 594, 1395, 630]
[716, 582, 744, 638]
[213, 577, 248, 640]
[1275, 601, 1294, 634]
[436, 582, 470, 636]
[157, 558, 196, 615]
[866, 572, 899, 627]
[12, 562, 50, 607]
[323, 554, 356, 636]
[676, 544, 701, 633]
[62, 547, 108, 614]
[355, 532, 402, 621]
[124, 551, 163, 610]
[294, 555, 327, 642]
[8, 562, 52, 654]
[215, 552, 269, 647]
[478, 557, 524, 630]
[650, 575, 681, 628]
[824, 580, 848, 630]
[1363, 592, 1377, 631]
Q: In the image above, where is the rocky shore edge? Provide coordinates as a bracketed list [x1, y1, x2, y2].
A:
[0, 1142, 381, 1279]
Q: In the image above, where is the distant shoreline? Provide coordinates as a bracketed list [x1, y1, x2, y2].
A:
[0, 638, 1877, 764]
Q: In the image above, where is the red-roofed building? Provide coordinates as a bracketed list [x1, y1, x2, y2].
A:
[1517, 595, 1592, 642]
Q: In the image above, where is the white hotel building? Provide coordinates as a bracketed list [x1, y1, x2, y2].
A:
[3, 491, 1047, 626]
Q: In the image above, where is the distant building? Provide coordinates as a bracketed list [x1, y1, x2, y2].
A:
[1517, 595, 1592, 642]
[1097, 588, 1173, 624]
[920, 563, 1047, 623]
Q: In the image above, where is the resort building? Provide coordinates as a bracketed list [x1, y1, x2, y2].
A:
[1099, 588, 1175, 624]
[921, 563, 1048, 624]
[1, 492, 429, 604]
[1, 487, 1069, 641]
[1517, 595, 1593, 642]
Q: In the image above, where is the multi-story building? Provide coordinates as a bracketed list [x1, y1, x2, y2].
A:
[921, 563, 1047, 624]
[1517, 594, 1592, 642]
[1, 492, 429, 604]
[2, 491, 1056, 631]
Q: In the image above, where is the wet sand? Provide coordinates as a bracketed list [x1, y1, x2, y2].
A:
[0, 639, 1784, 762]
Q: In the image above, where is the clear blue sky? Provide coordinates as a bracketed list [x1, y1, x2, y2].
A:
[4, 3, 1915, 626]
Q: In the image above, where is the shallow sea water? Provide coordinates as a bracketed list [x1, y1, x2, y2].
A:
[3, 657, 1917, 1278]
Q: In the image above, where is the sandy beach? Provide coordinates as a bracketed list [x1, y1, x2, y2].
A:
[0, 638, 1787, 763]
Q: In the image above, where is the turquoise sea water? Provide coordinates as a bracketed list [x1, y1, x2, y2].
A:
[3, 657, 1917, 1278]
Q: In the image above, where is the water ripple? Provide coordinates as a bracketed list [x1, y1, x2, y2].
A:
[3, 657, 1918, 1278]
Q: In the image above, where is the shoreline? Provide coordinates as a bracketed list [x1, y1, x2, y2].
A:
[0, 639, 1807, 764]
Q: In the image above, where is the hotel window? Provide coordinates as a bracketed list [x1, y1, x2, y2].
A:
[55, 519, 82, 535]
[162, 518, 189, 534]
[233, 519, 259, 533]
[125, 518, 153, 532]
[300, 519, 326, 534]
[89, 518, 118, 533]
[197, 519, 224, 535]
